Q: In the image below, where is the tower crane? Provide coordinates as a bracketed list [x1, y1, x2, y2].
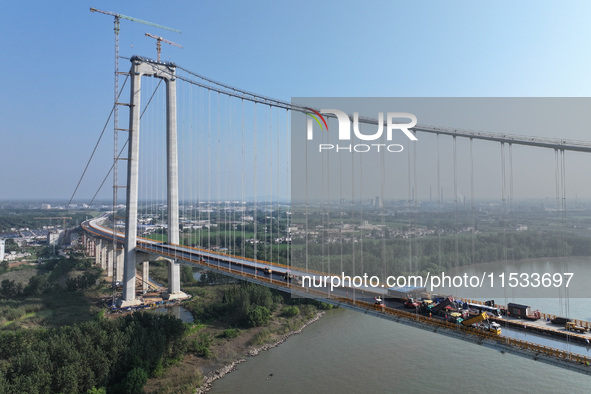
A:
[90, 7, 180, 303]
[89, 7, 180, 229]
[145, 33, 183, 62]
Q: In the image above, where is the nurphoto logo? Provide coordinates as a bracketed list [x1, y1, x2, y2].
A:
[306, 108, 418, 153]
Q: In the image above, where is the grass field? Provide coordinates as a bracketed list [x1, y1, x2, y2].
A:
[0, 290, 100, 329]
[0, 265, 41, 285]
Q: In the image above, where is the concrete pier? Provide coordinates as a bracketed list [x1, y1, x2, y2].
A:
[94, 239, 101, 266]
[100, 240, 107, 270]
[107, 244, 114, 278]
[116, 248, 124, 282]
[162, 259, 187, 300]
[142, 260, 150, 294]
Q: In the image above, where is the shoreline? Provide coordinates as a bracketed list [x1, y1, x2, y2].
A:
[195, 311, 326, 394]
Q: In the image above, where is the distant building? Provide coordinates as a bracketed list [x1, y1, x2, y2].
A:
[0, 239, 5, 262]
[41, 204, 51, 210]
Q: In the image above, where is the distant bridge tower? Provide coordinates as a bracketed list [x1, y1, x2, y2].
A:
[119, 56, 185, 307]
[0, 239, 5, 262]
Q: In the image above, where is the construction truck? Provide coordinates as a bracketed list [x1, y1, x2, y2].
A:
[447, 312, 464, 324]
[507, 303, 541, 321]
[431, 297, 454, 314]
[481, 321, 502, 335]
[461, 312, 488, 327]
[565, 322, 589, 334]
[461, 312, 502, 335]
[420, 300, 434, 315]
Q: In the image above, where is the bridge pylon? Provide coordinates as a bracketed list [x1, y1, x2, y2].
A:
[118, 56, 186, 307]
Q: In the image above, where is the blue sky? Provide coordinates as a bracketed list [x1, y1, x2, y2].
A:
[1, 1, 591, 200]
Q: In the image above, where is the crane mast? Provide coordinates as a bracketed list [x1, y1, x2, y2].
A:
[90, 7, 180, 305]
[145, 33, 183, 62]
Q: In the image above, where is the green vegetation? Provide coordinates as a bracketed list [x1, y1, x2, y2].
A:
[0, 258, 101, 300]
[297, 230, 591, 277]
[281, 305, 300, 317]
[250, 328, 271, 346]
[190, 331, 214, 358]
[183, 281, 330, 328]
[148, 261, 200, 287]
[0, 312, 186, 393]
[0, 209, 91, 232]
[219, 328, 240, 338]
[0, 257, 103, 329]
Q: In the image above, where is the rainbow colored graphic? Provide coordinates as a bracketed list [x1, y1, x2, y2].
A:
[305, 108, 329, 131]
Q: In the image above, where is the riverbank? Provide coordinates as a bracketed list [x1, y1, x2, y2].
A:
[196, 311, 325, 393]
[143, 302, 327, 394]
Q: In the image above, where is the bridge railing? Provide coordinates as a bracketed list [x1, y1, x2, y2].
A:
[86, 223, 591, 367]
[459, 298, 591, 330]
[170, 247, 591, 366]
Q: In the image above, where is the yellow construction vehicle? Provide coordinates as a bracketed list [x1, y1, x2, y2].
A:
[461, 312, 488, 327]
[566, 322, 588, 334]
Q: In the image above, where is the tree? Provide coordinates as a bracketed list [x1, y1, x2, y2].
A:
[122, 367, 148, 394]
[0, 279, 22, 298]
[24, 274, 49, 296]
[247, 306, 271, 327]
[87, 387, 107, 394]
[180, 265, 196, 285]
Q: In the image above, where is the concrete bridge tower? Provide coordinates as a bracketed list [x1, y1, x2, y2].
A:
[118, 56, 186, 307]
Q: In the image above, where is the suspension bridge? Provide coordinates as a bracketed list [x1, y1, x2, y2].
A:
[74, 55, 591, 374]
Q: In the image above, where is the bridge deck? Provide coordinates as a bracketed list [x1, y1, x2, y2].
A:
[83, 217, 591, 374]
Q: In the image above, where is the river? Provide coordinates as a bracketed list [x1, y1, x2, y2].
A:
[211, 256, 591, 393]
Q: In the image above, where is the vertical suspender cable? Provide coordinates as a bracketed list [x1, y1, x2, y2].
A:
[413, 133, 418, 272]
[554, 149, 562, 316]
[191, 84, 195, 251]
[501, 143, 508, 305]
[380, 130, 386, 281]
[286, 109, 290, 283]
[266, 106, 270, 267]
[509, 144, 513, 214]
[268, 106, 273, 281]
[228, 97, 233, 267]
[453, 136, 458, 268]
[321, 110, 326, 274]
[199, 88, 204, 251]
[561, 150, 569, 317]
[508, 144, 514, 265]
[305, 109, 309, 288]
[359, 143, 364, 278]
[276, 107, 280, 268]
[351, 126, 355, 302]
[340, 119, 344, 277]
[241, 99, 245, 274]
[437, 134, 442, 271]
[217, 92, 221, 257]
[254, 102, 258, 273]
[207, 90, 211, 251]
[326, 109, 330, 284]
[470, 138, 475, 265]
[407, 140, 412, 272]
